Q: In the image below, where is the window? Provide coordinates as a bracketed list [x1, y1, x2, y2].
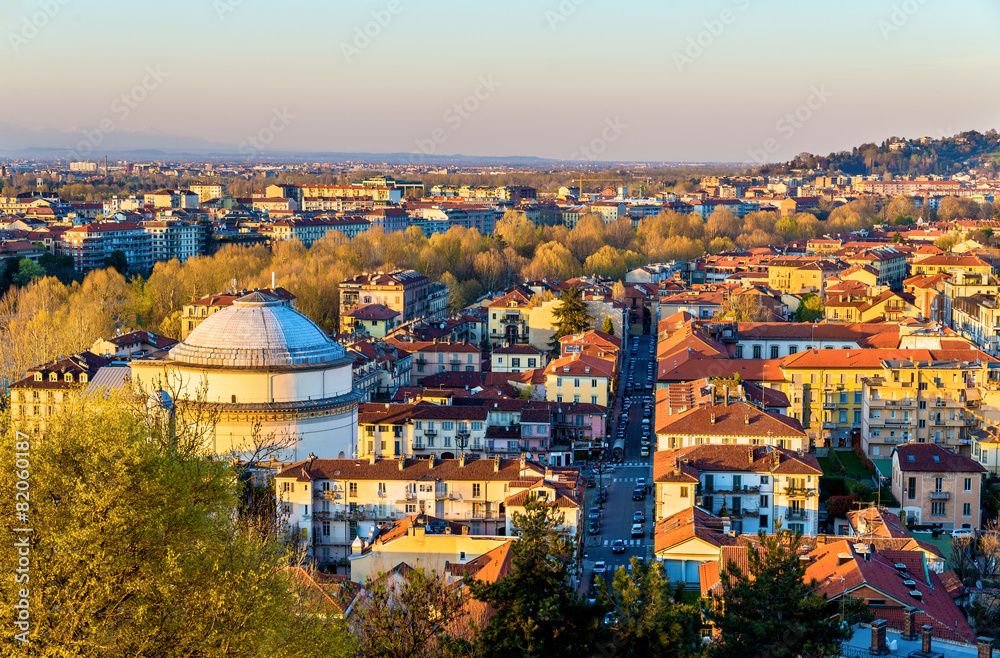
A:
[854, 391, 862, 405]
[734, 346, 744, 358]
[919, 400, 926, 410]
[919, 419, 926, 428]
[591, 395, 598, 404]
[512, 358, 520, 368]
[556, 377, 563, 387]
[573, 394, 580, 403]
[760, 475, 769, 485]
[473, 483, 481, 497]
[965, 478, 972, 492]
[591, 379, 597, 388]
[680, 486, 689, 498]
[839, 410, 847, 423]
[964, 502, 972, 516]
[349, 482, 357, 497]
[528, 358, 537, 367]
[931, 501, 946, 516]
[759, 494, 769, 507]
[788, 345, 797, 355]
[907, 477, 916, 500]
[935, 477, 943, 492]
[753, 345, 762, 359]
[770, 345, 779, 359]
[472, 421, 483, 430]
[839, 391, 848, 404]
[574, 378, 580, 388]
[854, 410, 861, 424]
[443, 421, 454, 430]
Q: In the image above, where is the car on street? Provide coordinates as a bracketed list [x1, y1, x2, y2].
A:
[636, 478, 646, 489]
[631, 523, 644, 538]
[640, 447, 649, 458]
[589, 521, 601, 535]
[589, 509, 601, 523]
[953, 528, 975, 539]
[632, 511, 645, 524]
[632, 489, 645, 501]
[611, 539, 626, 554]
[598, 487, 608, 503]
[593, 560, 608, 577]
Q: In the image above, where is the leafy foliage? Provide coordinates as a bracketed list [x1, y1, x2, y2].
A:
[707, 530, 856, 658]
[466, 495, 601, 657]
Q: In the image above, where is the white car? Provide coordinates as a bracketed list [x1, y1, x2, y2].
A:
[952, 528, 975, 539]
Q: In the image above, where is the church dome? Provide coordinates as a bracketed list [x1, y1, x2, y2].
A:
[169, 292, 345, 368]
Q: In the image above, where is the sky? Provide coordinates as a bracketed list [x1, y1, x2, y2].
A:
[2, 0, 1000, 162]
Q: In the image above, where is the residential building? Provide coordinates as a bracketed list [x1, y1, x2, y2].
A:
[91, 330, 177, 358]
[62, 222, 153, 273]
[189, 183, 225, 203]
[491, 344, 545, 373]
[142, 220, 205, 263]
[8, 351, 110, 436]
[543, 353, 614, 407]
[341, 304, 399, 338]
[861, 356, 995, 457]
[486, 289, 532, 346]
[891, 442, 985, 531]
[339, 270, 435, 329]
[655, 401, 807, 452]
[274, 455, 581, 566]
[387, 340, 481, 386]
[653, 445, 822, 536]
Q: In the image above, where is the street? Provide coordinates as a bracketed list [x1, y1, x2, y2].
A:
[580, 334, 655, 593]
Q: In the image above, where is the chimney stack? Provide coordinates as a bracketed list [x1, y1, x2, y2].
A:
[494, 456, 500, 473]
[459, 451, 466, 468]
[710, 413, 716, 424]
[921, 625, 933, 655]
[429, 453, 436, 468]
[901, 608, 918, 641]
[369, 453, 376, 466]
[721, 518, 731, 535]
[978, 637, 994, 658]
[398, 459, 405, 471]
[870, 619, 887, 654]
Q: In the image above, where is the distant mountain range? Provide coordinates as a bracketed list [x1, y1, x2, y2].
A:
[756, 129, 1000, 177]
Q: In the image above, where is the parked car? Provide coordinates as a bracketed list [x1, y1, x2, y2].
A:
[631, 523, 644, 538]
[640, 447, 649, 458]
[611, 539, 626, 554]
[632, 489, 645, 501]
[593, 560, 608, 577]
[633, 510, 645, 524]
[589, 521, 601, 535]
[636, 478, 646, 489]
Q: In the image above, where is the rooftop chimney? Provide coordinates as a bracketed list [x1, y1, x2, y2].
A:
[921, 625, 933, 654]
[519, 453, 526, 468]
[978, 637, 994, 658]
[459, 451, 466, 468]
[870, 619, 887, 653]
[494, 456, 500, 473]
[369, 453, 376, 466]
[901, 608, 918, 641]
[429, 453, 436, 467]
[398, 459, 405, 471]
[710, 413, 716, 424]
[721, 518, 731, 535]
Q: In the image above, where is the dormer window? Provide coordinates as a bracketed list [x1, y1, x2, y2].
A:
[64, 373, 73, 383]
[49, 373, 57, 382]
[34, 373, 42, 382]
[80, 374, 88, 383]
[563, 367, 569, 373]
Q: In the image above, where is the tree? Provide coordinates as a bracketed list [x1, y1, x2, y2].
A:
[548, 286, 592, 354]
[795, 294, 824, 322]
[707, 531, 856, 658]
[934, 234, 958, 252]
[103, 249, 128, 274]
[467, 495, 600, 657]
[0, 395, 354, 656]
[351, 567, 472, 658]
[601, 315, 615, 336]
[11, 258, 45, 287]
[719, 293, 774, 322]
[890, 232, 904, 243]
[611, 280, 627, 302]
[600, 558, 704, 657]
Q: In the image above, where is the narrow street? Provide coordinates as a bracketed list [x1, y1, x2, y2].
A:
[579, 334, 655, 593]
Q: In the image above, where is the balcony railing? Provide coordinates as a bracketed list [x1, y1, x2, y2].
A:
[929, 491, 950, 500]
[786, 510, 808, 521]
[314, 490, 339, 500]
[784, 486, 817, 497]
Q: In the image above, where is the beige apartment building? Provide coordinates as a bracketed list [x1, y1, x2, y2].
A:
[891, 443, 985, 531]
[274, 455, 582, 567]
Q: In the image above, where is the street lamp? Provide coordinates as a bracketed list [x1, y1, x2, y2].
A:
[456, 428, 470, 456]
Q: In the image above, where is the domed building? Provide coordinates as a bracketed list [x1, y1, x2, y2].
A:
[131, 291, 361, 460]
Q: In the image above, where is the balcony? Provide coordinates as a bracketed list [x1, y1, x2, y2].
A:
[784, 486, 817, 498]
[884, 418, 911, 425]
[929, 491, 950, 500]
[423, 429, 437, 436]
[314, 490, 339, 500]
[822, 422, 837, 430]
[413, 443, 425, 450]
[786, 510, 808, 521]
[822, 401, 837, 409]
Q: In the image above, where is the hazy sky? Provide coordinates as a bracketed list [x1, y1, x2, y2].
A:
[3, 0, 999, 162]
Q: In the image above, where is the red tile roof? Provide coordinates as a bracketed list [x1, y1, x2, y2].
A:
[655, 401, 806, 439]
[894, 442, 986, 473]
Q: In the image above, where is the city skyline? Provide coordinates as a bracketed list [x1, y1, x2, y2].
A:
[3, 0, 1000, 162]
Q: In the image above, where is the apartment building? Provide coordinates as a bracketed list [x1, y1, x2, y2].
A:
[188, 183, 224, 203]
[491, 344, 545, 373]
[912, 254, 992, 279]
[543, 353, 614, 407]
[486, 289, 532, 346]
[386, 341, 481, 386]
[339, 270, 434, 330]
[891, 443, 985, 531]
[142, 220, 205, 263]
[8, 351, 111, 436]
[767, 259, 844, 295]
[61, 222, 153, 273]
[274, 455, 582, 566]
[655, 401, 807, 452]
[341, 304, 399, 338]
[653, 445, 822, 536]
[358, 403, 489, 459]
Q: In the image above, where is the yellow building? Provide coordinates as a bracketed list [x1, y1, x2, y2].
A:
[861, 356, 998, 458]
[189, 183, 224, 203]
[7, 351, 109, 436]
[543, 353, 614, 407]
[179, 287, 295, 339]
[767, 259, 843, 295]
[912, 255, 992, 279]
[348, 514, 513, 583]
